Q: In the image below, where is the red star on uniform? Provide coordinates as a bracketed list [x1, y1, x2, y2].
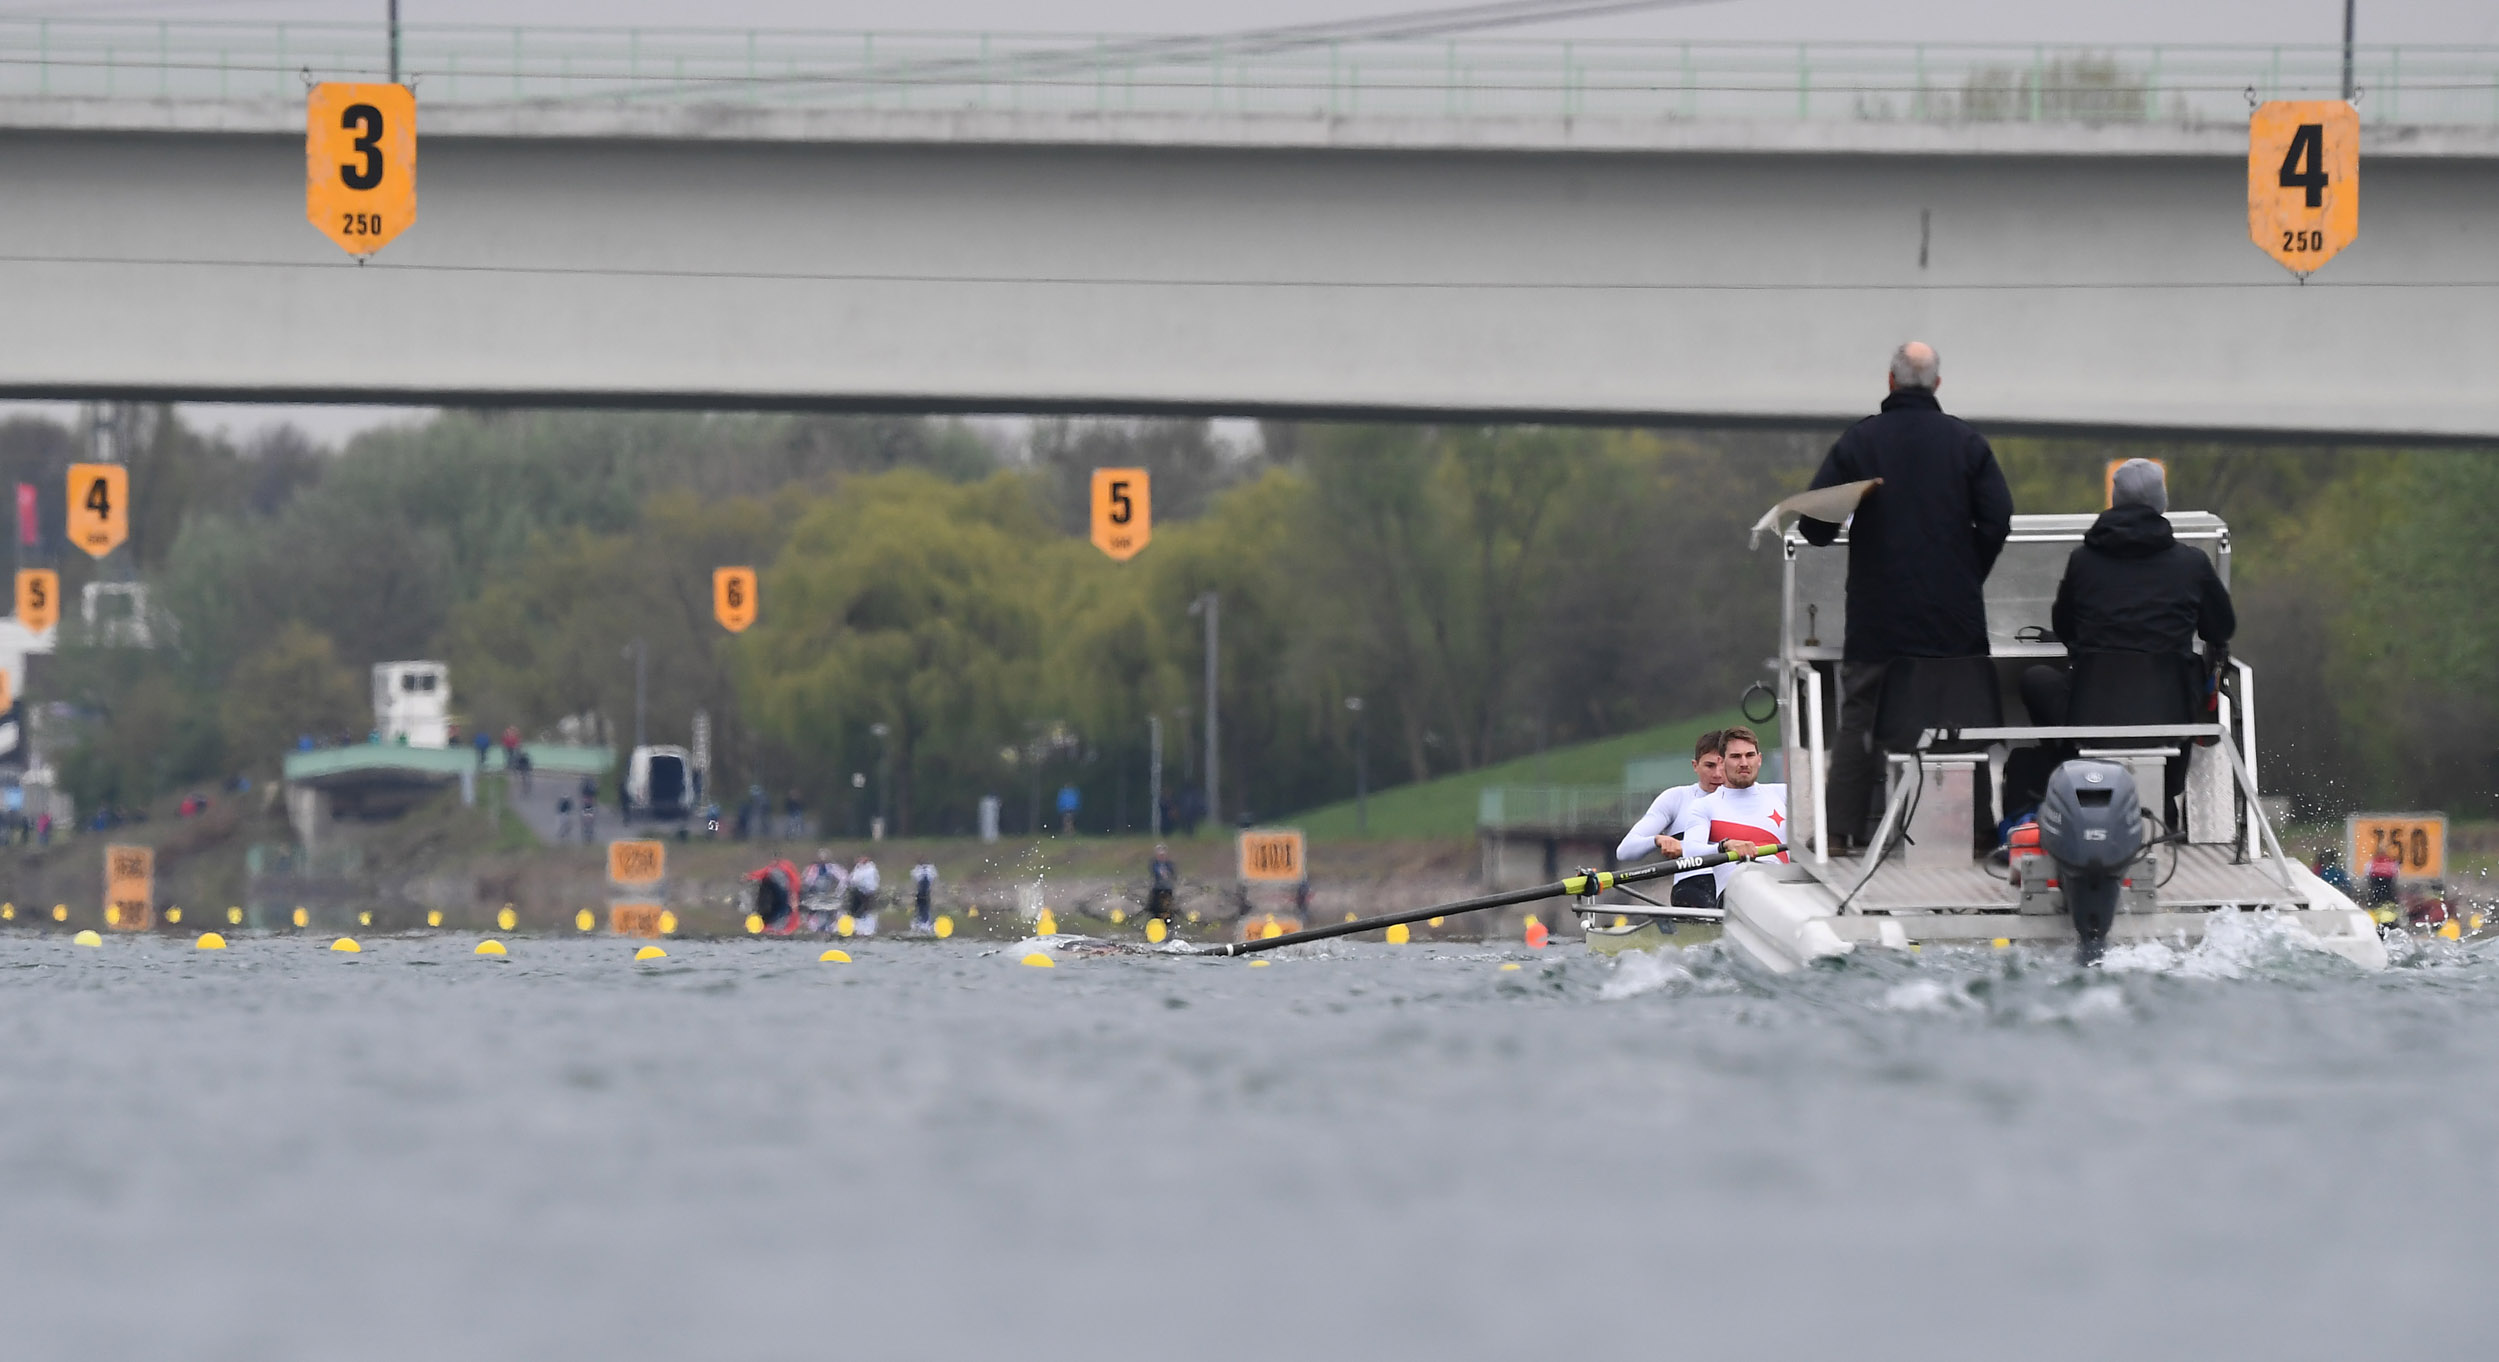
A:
[1769, 810, 1785, 826]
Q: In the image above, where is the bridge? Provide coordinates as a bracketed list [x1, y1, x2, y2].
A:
[1, 21, 2494, 440]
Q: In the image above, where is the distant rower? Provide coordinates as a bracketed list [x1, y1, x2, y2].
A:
[1615, 729, 1727, 910]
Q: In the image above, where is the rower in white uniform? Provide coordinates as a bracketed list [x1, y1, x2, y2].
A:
[1693, 725, 1789, 892]
[1615, 729, 1727, 910]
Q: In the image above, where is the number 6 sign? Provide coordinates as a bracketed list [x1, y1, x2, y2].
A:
[307, 82, 416, 257]
[714, 567, 758, 633]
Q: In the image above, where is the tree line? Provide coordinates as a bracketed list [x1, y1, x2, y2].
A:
[3, 405, 2486, 832]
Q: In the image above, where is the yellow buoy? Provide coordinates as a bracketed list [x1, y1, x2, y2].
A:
[226, 907, 243, 925]
[934, 916, 955, 939]
[1110, 907, 1127, 925]
[166, 907, 183, 925]
[744, 913, 765, 934]
[331, 937, 361, 953]
[1429, 916, 1444, 927]
[1992, 938, 2012, 948]
[1385, 922, 1410, 944]
[657, 910, 679, 934]
[426, 909, 443, 928]
[104, 905, 119, 926]
[635, 945, 667, 961]
[1021, 951, 1056, 968]
[195, 933, 227, 950]
[968, 906, 980, 918]
[0, 904, 12, 921]
[358, 911, 372, 928]
[1248, 960, 1272, 968]
[1344, 911, 1357, 923]
[474, 939, 507, 956]
[574, 909, 595, 933]
[1186, 910, 1200, 923]
[2439, 920, 2462, 940]
[52, 904, 68, 922]
[819, 948, 851, 963]
[497, 905, 518, 931]
[1613, 914, 1629, 929]
[1145, 918, 1167, 944]
[836, 913, 856, 937]
[1260, 920, 1283, 939]
[1035, 910, 1057, 936]
[1499, 962, 1522, 971]
[72, 929, 102, 946]
[291, 907, 308, 929]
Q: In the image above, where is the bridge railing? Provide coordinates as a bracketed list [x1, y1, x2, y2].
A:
[0, 20, 2493, 128]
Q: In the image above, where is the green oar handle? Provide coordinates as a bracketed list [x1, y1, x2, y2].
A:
[1207, 843, 1786, 958]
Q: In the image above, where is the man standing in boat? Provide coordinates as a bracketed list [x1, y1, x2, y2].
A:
[1698, 726, 1788, 894]
[1614, 729, 1726, 909]
[1798, 341, 2013, 850]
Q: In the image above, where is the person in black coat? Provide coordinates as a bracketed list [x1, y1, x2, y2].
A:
[1798, 341, 2014, 847]
[2050, 458, 2235, 675]
[2008, 459, 2236, 826]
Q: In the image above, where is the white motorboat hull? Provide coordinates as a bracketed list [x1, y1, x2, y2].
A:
[1719, 859, 2389, 973]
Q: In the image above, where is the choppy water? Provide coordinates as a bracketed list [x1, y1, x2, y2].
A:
[3, 918, 2495, 1360]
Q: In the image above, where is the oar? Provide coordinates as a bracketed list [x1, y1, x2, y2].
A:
[1203, 843, 1786, 958]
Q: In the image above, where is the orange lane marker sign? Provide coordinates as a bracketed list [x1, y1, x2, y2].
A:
[67, 464, 127, 558]
[105, 844, 153, 931]
[1090, 468, 1151, 562]
[16, 569, 58, 634]
[714, 567, 757, 632]
[1237, 829, 1306, 884]
[307, 82, 417, 257]
[2249, 101, 2358, 276]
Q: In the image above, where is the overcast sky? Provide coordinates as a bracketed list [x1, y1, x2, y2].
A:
[0, 0, 2491, 48]
[5, 1, 2487, 445]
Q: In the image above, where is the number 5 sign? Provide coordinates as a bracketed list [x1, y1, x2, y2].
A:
[308, 82, 416, 257]
[2249, 101, 2357, 275]
[1090, 468, 1151, 562]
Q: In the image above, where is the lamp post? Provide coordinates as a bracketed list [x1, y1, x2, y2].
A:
[870, 721, 891, 836]
[2341, 0, 2356, 101]
[1148, 714, 1163, 838]
[1187, 592, 1219, 827]
[1345, 696, 1368, 835]
[621, 638, 646, 749]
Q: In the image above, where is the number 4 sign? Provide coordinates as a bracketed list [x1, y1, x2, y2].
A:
[67, 464, 127, 558]
[2249, 101, 2358, 275]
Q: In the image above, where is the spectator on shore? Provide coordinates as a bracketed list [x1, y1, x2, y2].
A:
[847, 855, 881, 935]
[911, 859, 937, 932]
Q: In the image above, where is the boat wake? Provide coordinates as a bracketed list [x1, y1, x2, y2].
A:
[2096, 908, 2349, 979]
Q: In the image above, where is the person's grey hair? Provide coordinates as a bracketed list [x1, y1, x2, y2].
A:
[2110, 458, 2169, 514]
[1889, 341, 1939, 390]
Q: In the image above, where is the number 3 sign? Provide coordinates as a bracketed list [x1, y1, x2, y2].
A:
[307, 82, 416, 257]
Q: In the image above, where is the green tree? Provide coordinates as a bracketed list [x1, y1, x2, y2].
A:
[220, 621, 368, 772]
[739, 471, 1051, 835]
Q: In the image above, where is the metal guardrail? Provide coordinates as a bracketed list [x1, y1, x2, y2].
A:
[1479, 786, 1648, 834]
[0, 21, 2492, 127]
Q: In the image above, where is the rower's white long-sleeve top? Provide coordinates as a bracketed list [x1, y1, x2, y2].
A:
[1616, 783, 1715, 881]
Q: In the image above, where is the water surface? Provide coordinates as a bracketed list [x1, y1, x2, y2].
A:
[2, 919, 2491, 1360]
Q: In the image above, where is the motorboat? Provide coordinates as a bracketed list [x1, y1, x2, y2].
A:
[1593, 499, 2387, 972]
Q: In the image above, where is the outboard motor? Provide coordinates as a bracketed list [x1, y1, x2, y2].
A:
[2035, 759, 2144, 963]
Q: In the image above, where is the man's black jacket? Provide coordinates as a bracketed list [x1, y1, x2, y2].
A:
[2050, 502, 2236, 658]
[1799, 389, 2014, 661]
